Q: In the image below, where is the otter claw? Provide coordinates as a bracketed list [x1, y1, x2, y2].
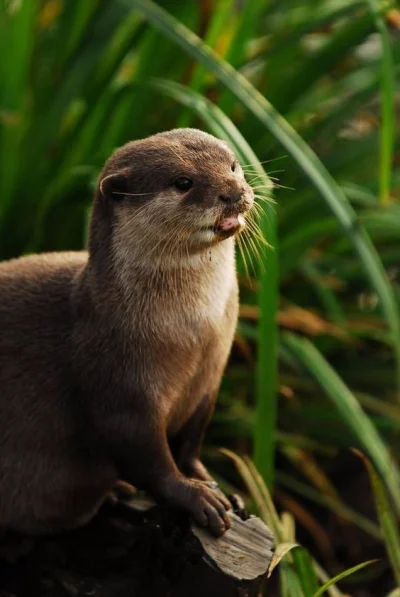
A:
[162, 477, 231, 536]
[190, 484, 231, 536]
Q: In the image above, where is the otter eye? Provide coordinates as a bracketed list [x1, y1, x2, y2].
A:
[175, 177, 193, 191]
[231, 162, 237, 172]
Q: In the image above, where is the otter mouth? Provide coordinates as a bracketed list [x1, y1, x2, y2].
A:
[203, 214, 246, 236]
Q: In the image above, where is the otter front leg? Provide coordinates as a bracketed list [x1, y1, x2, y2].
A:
[99, 411, 231, 536]
[175, 394, 215, 483]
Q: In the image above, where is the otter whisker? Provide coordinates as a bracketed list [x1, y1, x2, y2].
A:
[243, 220, 264, 254]
[251, 202, 274, 231]
[242, 227, 265, 275]
[145, 213, 189, 265]
[252, 194, 274, 204]
[251, 209, 269, 228]
[250, 183, 275, 191]
[249, 181, 274, 191]
[245, 220, 269, 248]
[273, 182, 294, 191]
[249, 187, 273, 197]
[239, 228, 257, 276]
[251, 183, 275, 189]
[246, 177, 273, 189]
[250, 215, 265, 232]
[244, 172, 273, 181]
[241, 156, 287, 168]
[253, 194, 276, 205]
[244, 173, 265, 182]
[113, 191, 154, 197]
[251, 202, 267, 219]
[247, 229, 265, 263]
[158, 226, 179, 290]
[252, 180, 292, 192]
[253, 194, 274, 202]
[157, 211, 192, 270]
[244, 211, 271, 253]
[171, 219, 197, 292]
[236, 234, 250, 280]
[247, 168, 285, 176]
[116, 201, 155, 234]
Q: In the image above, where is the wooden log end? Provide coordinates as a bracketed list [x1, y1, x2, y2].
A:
[0, 494, 275, 597]
[192, 513, 275, 581]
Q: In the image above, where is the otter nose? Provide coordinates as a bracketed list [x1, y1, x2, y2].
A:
[218, 190, 242, 204]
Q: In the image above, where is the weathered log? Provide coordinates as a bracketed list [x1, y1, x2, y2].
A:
[0, 495, 274, 597]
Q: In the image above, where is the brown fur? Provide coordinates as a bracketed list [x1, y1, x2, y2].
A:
[0, 129, 254, 537]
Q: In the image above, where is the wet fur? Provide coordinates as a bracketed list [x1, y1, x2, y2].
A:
[0, 129, 253, 536]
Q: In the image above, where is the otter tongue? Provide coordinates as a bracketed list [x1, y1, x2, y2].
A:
[218, 215, 242, 231]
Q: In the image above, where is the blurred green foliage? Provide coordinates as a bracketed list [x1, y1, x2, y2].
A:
[1, 0, 399, 594]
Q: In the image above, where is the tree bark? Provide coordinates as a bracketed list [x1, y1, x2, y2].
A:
[0, 495, 275, 597]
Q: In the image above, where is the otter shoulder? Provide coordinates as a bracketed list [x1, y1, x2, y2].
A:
[0, 251, 87, 277]
[0, 251, 88, 309]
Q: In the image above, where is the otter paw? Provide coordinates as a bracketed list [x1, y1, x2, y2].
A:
[185, 481, 231, 537]
[160, 476, 232, 536]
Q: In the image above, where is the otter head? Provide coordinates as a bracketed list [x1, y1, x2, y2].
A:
[91, 128, 254, 265]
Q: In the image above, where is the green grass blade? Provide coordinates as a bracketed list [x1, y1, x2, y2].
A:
[280, 218, 339, 276]
[276, 471, 382, 539]
[151, 78, 278, 488]
[220, 449, 282, 540]
[129, 0, 400, 400]
[359, 452, 400, 585]
[312, 560, 347, 597]
[292, 548, 320, 596]
[300, 261, 346, 325]
[177, 0, 235, 128]
[280, 564, 305, 597]
[218, 0, 267, 113]
[0, 0, 38, 210]
[282, 332, 400, 516]
[277, 472, 382, 541]
[55, 1, 103, 67]
[312, 560, 378, 597]
[366, 0, 396, 204]
[256, 221, 278, 488]
[269, 11, 373, 115]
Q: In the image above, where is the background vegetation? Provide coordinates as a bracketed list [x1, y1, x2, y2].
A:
[0, 0, 399, 595]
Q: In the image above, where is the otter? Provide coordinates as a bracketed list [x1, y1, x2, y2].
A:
[0, 128, 254, 537]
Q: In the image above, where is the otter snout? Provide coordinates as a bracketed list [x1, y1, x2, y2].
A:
[218, 175, 253, 206]
[219, 189, 242, 204]
[218, 181, 254, 215]
[218, 179, 253, 207]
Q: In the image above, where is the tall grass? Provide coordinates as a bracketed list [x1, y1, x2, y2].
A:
[366, 0, 396, 205]
[0, 0, 399, 594]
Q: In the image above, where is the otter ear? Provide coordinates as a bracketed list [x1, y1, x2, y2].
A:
[99, 172, 128, 200]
